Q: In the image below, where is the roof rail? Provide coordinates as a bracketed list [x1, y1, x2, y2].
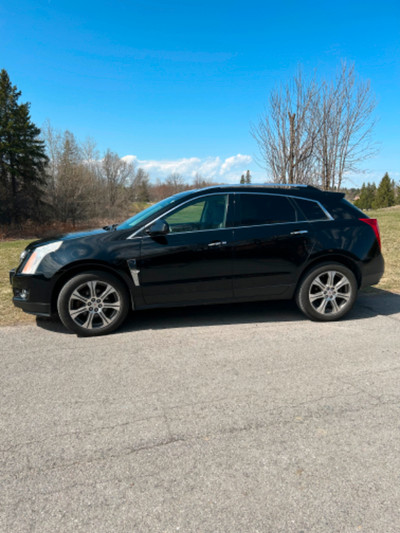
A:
[262, 182, 310, 188]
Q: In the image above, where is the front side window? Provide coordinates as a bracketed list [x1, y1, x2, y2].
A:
[235, 194, 297, 227]
[164, 194, 229, 233]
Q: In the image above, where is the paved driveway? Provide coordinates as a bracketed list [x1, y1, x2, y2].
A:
[1, 290, 400, 532]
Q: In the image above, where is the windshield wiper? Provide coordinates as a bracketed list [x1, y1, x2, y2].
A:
[103, 223, 118, 231]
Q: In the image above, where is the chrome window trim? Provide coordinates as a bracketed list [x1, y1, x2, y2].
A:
[126, 191, 333, 239]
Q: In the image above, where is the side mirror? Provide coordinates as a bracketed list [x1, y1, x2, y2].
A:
[146, 219, 170, 236]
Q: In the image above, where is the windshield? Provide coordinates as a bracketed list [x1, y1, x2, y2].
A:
[117, 191, 193, 230]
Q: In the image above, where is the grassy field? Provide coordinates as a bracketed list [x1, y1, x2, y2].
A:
[368, 206, 400, 293]
[1, 206, 399, 327]
[0, 240, 34, 326]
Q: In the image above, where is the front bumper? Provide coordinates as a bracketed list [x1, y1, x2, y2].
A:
[10, 269, 52, 317]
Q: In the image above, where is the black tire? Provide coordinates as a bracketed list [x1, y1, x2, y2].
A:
[57, 271, 130, 336]
[296, 263, 357, 321]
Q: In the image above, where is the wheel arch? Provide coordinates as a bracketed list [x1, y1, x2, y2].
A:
[51, 261, 135, 315]
[297, 253, 362, 292]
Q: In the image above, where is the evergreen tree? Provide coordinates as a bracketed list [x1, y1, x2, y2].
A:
[245, 170, 251, 184]
[374, 173, 395, 209]
[0, 69, 48, 223]
[355, 182, 376, 209]
[240, 174, 245, 184]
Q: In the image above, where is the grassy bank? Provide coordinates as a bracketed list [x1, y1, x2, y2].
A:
[368, 206, 400, 293]
[1, 206, 399, 327]
[0, 240, 34, 326]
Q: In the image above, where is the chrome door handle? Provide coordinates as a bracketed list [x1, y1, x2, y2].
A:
[290, 230, 309, 235]
[208, 241, 227, 247]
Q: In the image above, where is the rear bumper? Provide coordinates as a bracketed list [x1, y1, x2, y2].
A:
[10, 269, 53, 317]
[360, 254, 385, 289]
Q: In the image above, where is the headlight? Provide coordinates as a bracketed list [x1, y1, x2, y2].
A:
[21, 241, 62, 274]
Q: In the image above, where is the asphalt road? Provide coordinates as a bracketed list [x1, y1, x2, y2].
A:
[1, 290, 400, 533]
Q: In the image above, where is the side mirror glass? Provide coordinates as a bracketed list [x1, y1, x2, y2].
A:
[146, 219, 170, 236]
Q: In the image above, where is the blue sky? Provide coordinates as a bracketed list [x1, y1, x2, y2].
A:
[1, 0, 399, 185]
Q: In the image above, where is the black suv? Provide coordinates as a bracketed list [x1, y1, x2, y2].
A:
[10, 184, 384, 336]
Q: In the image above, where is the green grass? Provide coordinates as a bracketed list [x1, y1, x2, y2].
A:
[368, 206, 400, 294]
[165, 202, 205, 224]
[1, 206, 399, 327]
[0, 240, 34, 326]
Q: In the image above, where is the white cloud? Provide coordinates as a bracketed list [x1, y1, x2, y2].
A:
[121, 154, 254, 183]
[220, 154, 252, 175]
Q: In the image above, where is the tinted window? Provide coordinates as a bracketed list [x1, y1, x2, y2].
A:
[164, 194, 229, 233]
[235, 194, 297, 226]
[325, 198, 363, 220]
[294, 198, 329, 221]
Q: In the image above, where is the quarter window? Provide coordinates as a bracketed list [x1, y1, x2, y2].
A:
[294, 198, 329, 221]
[164, 194, 229, 233]
[235, 194, 297, 226]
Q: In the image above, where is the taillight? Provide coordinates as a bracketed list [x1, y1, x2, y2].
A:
[360, 218, 381, 249]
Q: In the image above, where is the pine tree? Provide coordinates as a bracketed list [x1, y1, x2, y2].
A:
[0, 69, 48, 223]
[374, 173, 395, 209]
[245, 170, 251, 184]
[240, 174, 245, 184]
[355, 182, 376, 209]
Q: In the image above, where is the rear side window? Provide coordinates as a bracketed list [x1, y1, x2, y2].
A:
[235, 194, 297, 226]
[327, 198, 366, 220]
[293, 198, 330, 221]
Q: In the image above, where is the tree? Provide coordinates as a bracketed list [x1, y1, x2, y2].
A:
[165, 173, 186, 194]
[240, 174, 245, 184]
[315, 63, 377, 190]
[43, 125, 104, 224]
[132, 167, 150, 202]
[252, 63, 377, 189]
[100, 150, 135, 217]
[374, 173, 395, 209]
[192, 173, 215, 189]
[252, 69, 319, 184]
[0, 69, 48, 224]
[245, 170, 251, 184]
[354, 182, 376, 210]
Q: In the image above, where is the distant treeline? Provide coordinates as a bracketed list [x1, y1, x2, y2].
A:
[0, 69, 218, 227]
[1, 69, 399, 231]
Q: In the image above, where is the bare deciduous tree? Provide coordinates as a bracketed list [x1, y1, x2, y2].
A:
[315, 62, 377, 189]
[100, 150, 135, 217]
[252, 63, 377, 189]
[43, 124, 106, 224]
[252, 70, 320, 184]
[131, 167, 150, 202]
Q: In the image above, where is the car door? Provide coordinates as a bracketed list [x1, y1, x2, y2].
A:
[232, 193, 314, 299]
[137, 193, 235, 305]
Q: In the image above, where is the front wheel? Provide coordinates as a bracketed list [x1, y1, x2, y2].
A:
[57, 271, 130, 336]
[296, 263, 357, 321]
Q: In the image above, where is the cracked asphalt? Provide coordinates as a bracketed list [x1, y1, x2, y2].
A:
[1, 290, 400, 533]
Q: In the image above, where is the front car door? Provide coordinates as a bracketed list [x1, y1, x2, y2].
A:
[137, 193, 235, 306]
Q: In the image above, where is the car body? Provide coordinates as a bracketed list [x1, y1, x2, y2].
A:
[10, 184, 384, 336]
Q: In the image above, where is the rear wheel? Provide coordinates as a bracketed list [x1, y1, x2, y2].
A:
[296, 263, 357, 321]
[57, 271, 129, 336]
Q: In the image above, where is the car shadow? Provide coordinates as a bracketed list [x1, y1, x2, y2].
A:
[36, 288, 400, 336]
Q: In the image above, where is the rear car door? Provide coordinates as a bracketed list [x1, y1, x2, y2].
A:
[231, 193, 315, 299]
[137, 193, 235, 305]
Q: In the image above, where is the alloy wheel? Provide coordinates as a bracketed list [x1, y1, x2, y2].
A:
[308, 270, 352, 316]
